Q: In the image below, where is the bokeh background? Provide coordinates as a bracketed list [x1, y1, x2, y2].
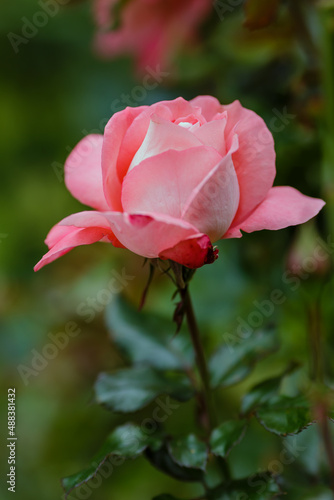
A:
[1, 0, 334, 499]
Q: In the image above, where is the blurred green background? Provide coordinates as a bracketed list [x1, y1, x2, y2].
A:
[1, 0, 334, 499]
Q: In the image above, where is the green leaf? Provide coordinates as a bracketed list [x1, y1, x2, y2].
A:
[168, 434, 208, 470]
[62, 424, 158, 497]
[241, 377, 283, 416]
[210, 420, 247, 458]
[209, 330, 279, 389]
[256, 395, 314, 436]
[209, 474, 281, 499]
[241, 364, 299, 415]
[95, 366, 193, 413]
[105, 296, 193, 370]
[145, 444, 204, 483]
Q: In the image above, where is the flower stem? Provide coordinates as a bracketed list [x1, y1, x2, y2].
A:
[180, 286, 216, 435]
[169, 262, 231, 482]
[180, 287, 232, 482]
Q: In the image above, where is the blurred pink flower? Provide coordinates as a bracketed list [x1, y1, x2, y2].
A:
[93, 0, 212, 71]
[35, 96, 325, 271]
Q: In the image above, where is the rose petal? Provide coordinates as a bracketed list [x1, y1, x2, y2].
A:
[64, 135, 109, 211]
[182, 136, 240, 241]
[225, 186, 325, 237]
[58, 210, 211, 265]
[222, 100, 276, 226]
[102, 106, 148, 210]
[128, 115, 203, 171]
[122, 146, 223, 217]
[116, 98, 200, 178]
[192, 116, 227, 156]
[45, 224, 78, 248]
[190, 95, 222, 120]
[34, 226, 109, 272]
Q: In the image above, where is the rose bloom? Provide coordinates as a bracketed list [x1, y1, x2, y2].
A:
[35, 97, 325, 271]
[94, 0, 212, 71]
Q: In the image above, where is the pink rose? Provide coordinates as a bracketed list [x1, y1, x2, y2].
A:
[35, 96, 325, 271]
[93, 0, 212, 71]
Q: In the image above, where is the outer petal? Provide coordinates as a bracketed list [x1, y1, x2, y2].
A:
[225, 186, 325, 237]
[128, 115, 203, 171]
[223, 100, 276, 226]
[122, 147, 223, 217]
[182, 136, 240, 241]
[102, 106, 148, 210]
[65, 135, 109, 211]
[34, 226, 109, 272]
[45, 224, 78, 248]
[58, 211, 213, 267]
[190, 96, 222, 120]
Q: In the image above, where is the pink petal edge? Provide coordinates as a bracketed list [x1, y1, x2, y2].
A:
[65, 134, 109, 211]
[224, 186, 325, 238]
[35, 210, 215, 270]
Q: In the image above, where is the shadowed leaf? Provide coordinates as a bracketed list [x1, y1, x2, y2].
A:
[95, 366, 194, 413]
[168, 434, 208, 470]
[208, 474, 281, 499]
[210, 420, 248, 458]
[105, 296, 193, 370]
[241, 364, 299, 415]
[256, 395, 314, 435]
[146, 443, 205, 483]
[62, 424, 160, 498]
[209, 330, 279, 389]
